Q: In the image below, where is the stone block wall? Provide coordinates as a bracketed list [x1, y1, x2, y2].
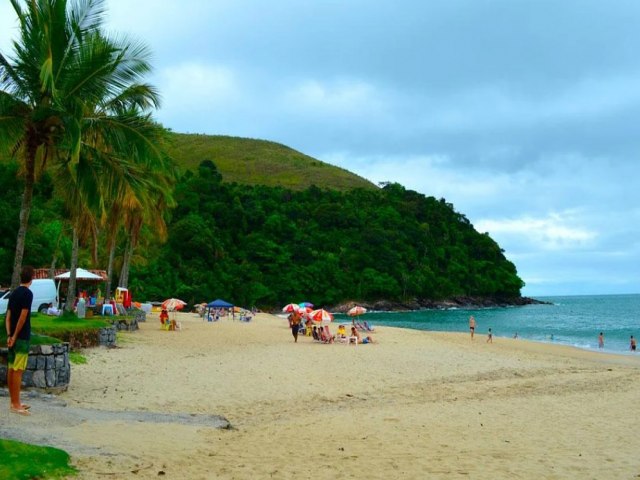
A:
[98, 326, 117, 347]
[0, 343, 71, 392]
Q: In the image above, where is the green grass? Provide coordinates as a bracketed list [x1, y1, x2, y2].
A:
[29, 312, 110, 335]
[3, 131, 377, 192]
[165, 133, 376, 191]
[1, 312, 111, 347]
[68, 352, 87, 365]
[0, 439, 77, 479]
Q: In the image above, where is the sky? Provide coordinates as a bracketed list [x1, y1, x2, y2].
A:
[1, 0, 639, 297]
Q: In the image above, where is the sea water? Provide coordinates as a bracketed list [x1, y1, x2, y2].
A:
[338, 294, 640, 354]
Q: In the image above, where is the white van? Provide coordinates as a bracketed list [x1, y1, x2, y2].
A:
[0, 279, 58, 315]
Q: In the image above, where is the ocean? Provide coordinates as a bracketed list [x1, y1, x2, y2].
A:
[337, 294, 640, 354]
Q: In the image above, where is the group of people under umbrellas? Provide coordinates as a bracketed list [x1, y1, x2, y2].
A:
[283, 303, 375, 344]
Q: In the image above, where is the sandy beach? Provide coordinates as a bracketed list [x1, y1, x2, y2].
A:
[4, 311, 640, 479]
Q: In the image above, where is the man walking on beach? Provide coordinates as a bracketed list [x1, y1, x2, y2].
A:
[5, 266, 34, 416]
[290, 309, 302, 343]
[469, 315, 476, 339]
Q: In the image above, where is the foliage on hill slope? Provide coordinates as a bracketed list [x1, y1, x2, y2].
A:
[127, 162, 524, 308]
[164, 133, 376, 191]
[0, 151, 525, 309]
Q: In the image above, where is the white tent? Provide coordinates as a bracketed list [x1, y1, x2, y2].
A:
[54, 268, 103, 280]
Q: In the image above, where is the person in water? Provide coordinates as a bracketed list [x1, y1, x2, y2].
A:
[469, 315, 476, 339]
[630, 335, 636, 352]
[598, 332, 604, 349]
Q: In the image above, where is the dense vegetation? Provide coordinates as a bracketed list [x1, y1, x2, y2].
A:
[129, 161, 524, 307]
[0, 148, 524, 310]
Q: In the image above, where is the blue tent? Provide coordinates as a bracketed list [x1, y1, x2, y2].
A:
[206, 299, 234, 322]
[207, 299, 233, 308]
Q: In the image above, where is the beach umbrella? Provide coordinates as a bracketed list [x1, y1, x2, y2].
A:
[298, 301, 314, 308]
[308, 308, 334, 325]
[282, 303, 301, 313]
[162, 298, 186, 312]
[347, 306, 367, 317]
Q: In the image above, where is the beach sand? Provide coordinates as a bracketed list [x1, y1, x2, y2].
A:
[13, 312, 640, 478]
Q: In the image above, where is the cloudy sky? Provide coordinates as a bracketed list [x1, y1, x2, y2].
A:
[2, 1, 639, 297]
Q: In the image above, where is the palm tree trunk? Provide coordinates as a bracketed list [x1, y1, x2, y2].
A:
[105, 238, 116, 300]
[119, 238, 133, 288]
[65, 228, 79, 313]
[49, 256, 57, 278]
[11, 146, 36, 288]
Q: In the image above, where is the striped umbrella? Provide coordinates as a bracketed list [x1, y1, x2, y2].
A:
[282, 303, 301, 313]
[308, 309, 334, 325]
[161, 298, 186, 312]
[347, 305, 367, 317]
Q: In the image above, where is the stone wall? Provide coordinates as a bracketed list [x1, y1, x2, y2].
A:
[0, 343, 71, 393]
[98, 326, 117, 347]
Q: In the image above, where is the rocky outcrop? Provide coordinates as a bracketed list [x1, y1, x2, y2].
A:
[329, 296, 549, 313]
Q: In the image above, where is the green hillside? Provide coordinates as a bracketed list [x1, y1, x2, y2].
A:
[0, 131, 376, 191]
[165, 133, 376, 191]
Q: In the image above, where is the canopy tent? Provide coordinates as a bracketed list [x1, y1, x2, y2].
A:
[207, 299, 234, 308]
[54, 268, 106, 309]
[54, 268, 104, 281]
[206, 299, 235, 321]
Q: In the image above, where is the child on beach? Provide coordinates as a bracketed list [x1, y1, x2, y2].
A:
[486, 328, 493, 343]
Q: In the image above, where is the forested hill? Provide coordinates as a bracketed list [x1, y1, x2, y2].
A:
[165, 133, 376, 191]
[127, 161, 525, 308]
[0, 137, 526, 309]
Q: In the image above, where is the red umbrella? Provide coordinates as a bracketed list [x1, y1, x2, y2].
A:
[162, 298, 186, 312]
[282, 303, 301, 313]
[308, 309, 334, 325]
[347, 306, 367, 317]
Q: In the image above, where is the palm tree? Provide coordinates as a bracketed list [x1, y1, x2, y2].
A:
[53, 113, 175, 310]
[0, 0, 164, 287]
[117, 178, 174, 290]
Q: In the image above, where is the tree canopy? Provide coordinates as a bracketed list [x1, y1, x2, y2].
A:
[127, 162, 525, 308]
[0, 159, 524, 308]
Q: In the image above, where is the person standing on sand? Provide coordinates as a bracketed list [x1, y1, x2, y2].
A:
[469, 315, 476, 339]
[5, 266, 34, 416]
[598, 332, 604, 349]
[486, 328, 493, 343]
[630, 335, 636, 352]
[290, 309, 302, 343]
